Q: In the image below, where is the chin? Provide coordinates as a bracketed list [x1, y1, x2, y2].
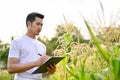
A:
[36, 33, 40, 35]
[35, 32, 39, 35]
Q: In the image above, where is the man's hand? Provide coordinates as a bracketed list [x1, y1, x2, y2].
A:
[47, 64, 56, 74]
[34, 55, 50, 67]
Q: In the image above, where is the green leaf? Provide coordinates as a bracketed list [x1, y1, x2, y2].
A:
[90, 73, 104, 80]
[73, 56, 77, 66]
[112, 58, 120, 80]
[66, 65, 79, 79]
[83, 18, 110, 62]
[63, 33, 72, 47]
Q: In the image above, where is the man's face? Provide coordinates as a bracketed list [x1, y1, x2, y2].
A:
[28, 17, 43, 35]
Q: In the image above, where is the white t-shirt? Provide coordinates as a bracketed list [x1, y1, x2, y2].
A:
[8, 35, 46, 80]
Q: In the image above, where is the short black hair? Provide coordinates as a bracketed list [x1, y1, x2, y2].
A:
[26, 12, 44, 27]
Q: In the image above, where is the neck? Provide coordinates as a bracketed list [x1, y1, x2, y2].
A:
[26, 31, 36, 39]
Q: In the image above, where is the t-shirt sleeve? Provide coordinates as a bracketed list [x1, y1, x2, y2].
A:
[43, 45, 46, 55]
[8, 40, 20, 58]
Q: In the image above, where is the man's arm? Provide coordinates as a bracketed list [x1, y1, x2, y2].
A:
[7, 56, 49, 74]
[7, 57, 36, 74]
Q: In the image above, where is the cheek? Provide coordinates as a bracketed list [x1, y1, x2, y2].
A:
[31, 27, 36, 31]
[28, 26, 34, 32]
[31, 24, 37, 29]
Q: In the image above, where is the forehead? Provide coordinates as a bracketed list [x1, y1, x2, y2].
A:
[34, 17, 43, 22]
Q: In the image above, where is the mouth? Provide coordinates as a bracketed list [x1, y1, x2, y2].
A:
[37, 30, 41, 32]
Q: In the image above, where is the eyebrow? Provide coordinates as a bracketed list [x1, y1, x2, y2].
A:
[36, 22, 43, 26]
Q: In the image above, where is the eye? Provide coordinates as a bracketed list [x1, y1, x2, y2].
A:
[36, 22, 43, 26]
[40, 23, 43, 26]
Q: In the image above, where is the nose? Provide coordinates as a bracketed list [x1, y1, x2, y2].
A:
[38, 25, 42, 29]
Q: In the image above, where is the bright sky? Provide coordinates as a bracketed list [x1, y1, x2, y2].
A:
[0, 0, 120, 43]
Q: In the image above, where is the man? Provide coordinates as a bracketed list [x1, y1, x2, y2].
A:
[7, 12, 56, 80]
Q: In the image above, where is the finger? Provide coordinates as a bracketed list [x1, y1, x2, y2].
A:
[47, 65, 54, 71]
[47, 66, 56, 74]
[50, 64, 56, 70]
[47, 67, 53, 74]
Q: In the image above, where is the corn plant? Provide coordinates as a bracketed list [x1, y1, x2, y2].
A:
[83, 17, 120, 80]
[0, 70, 14, 80]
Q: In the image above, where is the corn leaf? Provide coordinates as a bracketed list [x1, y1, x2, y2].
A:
[112, 58, 120, 80]
[83, 18, 110, 62]
[66, 65, 79, 79]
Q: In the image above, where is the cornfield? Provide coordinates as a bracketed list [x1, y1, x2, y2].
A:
[0, 1, 120, 80]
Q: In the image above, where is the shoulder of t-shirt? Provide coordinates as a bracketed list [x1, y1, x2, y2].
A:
[36, 40, 46, 47]
[11, 35, 25, 44]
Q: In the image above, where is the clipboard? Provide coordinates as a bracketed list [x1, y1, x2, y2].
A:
[32, 56, 65, 74]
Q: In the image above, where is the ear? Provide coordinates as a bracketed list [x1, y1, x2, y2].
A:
[27, 21, 31, 28]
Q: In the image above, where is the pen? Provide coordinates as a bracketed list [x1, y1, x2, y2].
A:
[38, 53, 42, 56]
